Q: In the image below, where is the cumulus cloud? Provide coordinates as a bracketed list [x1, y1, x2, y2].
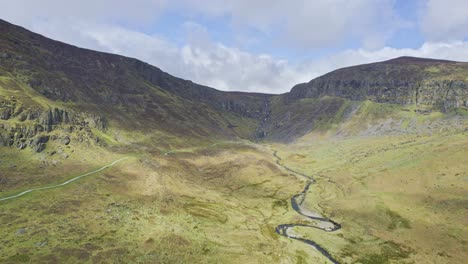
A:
[1, 0, 405, 50]
[420, 0, 468, 41]
[79, 23, 305, 93]
[175, 0, 404, 49]
[301, 41, 468, 81]
[0, 0, 168, 24]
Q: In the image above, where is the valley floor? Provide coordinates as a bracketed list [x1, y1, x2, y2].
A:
[274, 130, 468, 264]
[0, 131, 467, 263]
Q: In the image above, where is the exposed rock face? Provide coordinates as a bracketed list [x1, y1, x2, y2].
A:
[38, 108, 72, 132]
[0, 96, 106, 151]
[255, 98, 272, 140]
[287, 57, 468, 111]
[30, 135, 49, 152]
[0, 99, 17, 120]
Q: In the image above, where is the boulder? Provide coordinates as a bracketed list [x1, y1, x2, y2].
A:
[60, 136, 71, 145]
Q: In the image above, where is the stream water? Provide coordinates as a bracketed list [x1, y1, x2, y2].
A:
[273, 151, 341, 264]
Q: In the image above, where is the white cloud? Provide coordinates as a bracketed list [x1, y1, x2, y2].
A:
[79, 23, 304, 93]
[421, 0, 468, 41]
[62, 23, 468, 93]
[175, 0, 404, 49]
[302, 41, 468, 80]
[1, 0, 404, 50]
[0, 0, 168, 24]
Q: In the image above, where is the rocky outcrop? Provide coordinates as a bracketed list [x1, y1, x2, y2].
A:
[0, 96, 107, 151]
[418, 80, 468, 111]
[0, 123, 40, 147]
[287, 57, 468, 112]
[0, 98, 17, 120]
[29, 135, 49, 152]
[288, 78, 467, 111]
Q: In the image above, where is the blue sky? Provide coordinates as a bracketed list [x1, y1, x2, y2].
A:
[1, 0, 468, 93]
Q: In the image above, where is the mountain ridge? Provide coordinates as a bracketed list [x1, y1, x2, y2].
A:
[0, 18, 467, 146]
[287, 55, 468, 111]
[0, 18, 273, 144]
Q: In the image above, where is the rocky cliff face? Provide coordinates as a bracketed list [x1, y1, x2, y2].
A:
[287, 57, 468, 111]
[0, 95, 106, 152]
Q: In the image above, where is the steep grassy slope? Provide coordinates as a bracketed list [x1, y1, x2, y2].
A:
[0, 19, 269, 142]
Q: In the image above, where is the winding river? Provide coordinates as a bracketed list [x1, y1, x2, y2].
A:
[273, 151, 341, 264]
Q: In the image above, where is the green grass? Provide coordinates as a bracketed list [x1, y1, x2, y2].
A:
[425, 66, 441, 73]
[384, 208, 411, 230]
[275, 128, 468, 264]
[0, 141, 336, 263]
[1, 117, 466, 263]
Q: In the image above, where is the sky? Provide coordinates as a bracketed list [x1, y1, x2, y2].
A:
[1, 0, 468, 94]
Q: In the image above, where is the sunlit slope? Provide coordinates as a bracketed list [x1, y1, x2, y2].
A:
[273, 121, 467, 263]
[0, 19, 270, 141]
[264, 94, 467, 141]
[0, 142, 336, 263]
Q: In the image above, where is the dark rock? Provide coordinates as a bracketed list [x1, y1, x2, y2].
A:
[17, 142, 27, 150]
[0, 108, 12, 120]
[38, 108, 73, 132]
[34, 143, 46, 153]
[29, 135, 49, 152]
[30, 135, 49, 145]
